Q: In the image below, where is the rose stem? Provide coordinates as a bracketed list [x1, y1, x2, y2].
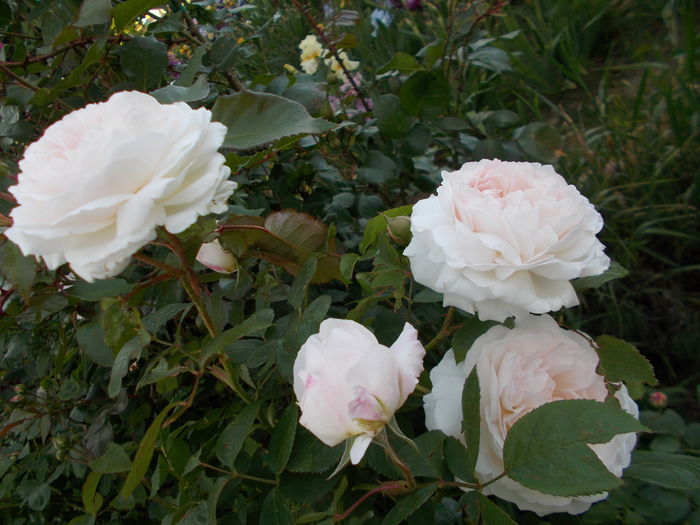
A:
[425, 307, 456, 351]
[334, 482, 405, 522]
[376, 429, 416, 488]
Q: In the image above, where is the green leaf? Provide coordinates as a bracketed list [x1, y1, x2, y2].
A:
[259, 489, 294, 525]
[268, 405, 298, 474]
[374, 94, 417, 139]
[211, 91, 335, 150]
[339, 253, 360, 283]
[120, 402, 177, 499]
[399, 71, 449, 119]
[595, 335, 657, 386]
[514, 122, 562, 164]
[503, 399, 647, 497]
[76, 321, 114, 367]
[573, 261, 629, 291]
[360, 205, 413, 254]
[477, 494, 516, 525]
[0, 240, 36, 298]
[377, 52, 423, 74]
[113, 0, 165, 32]
[461, 369, 480, 482]
[381, 484, 437, 525]
[207, 477, 229, 525]
[120, 36, 167, 91]
[108, 336, 147, 398]
[90, 443, 132, 474]
[451, 317, 499, 363]
[286, 427, 344, 473]
[150, 75, 210, 104]
[199, 309, 274, 365]
[624, 451, 700, 490]
[75, 0, 112, 27]
[444, 437, 472, 483]
[69, 278, 133, 301]
[215, 402, 260, 468]
[289, 257, 317, 310]
[357, 150, 398, 185]
[82, 471, 103, 516]
[27, 482, 50, 511]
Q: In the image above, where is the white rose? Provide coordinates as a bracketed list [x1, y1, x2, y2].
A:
[293, 319, 425, 464]
[404, 159, 610, 322]
[196, 239, 237, 273]
[5, 91, 235, 282]
[424, 314, 639, 516]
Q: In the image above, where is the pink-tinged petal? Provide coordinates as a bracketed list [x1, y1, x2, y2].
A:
[389, 323, 426, 403]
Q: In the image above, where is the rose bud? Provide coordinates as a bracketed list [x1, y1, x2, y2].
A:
[196, 239, 237, 274]
[386, 215, 412, 245]
[293, 319, 425, 464]
[424, 314, 640, 516]
[649, 391, 668, 409]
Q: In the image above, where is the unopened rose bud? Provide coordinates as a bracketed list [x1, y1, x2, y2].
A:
[649, 391, 668, 409]
[196, 239, 238, 274]
[387, 216, 412, 245]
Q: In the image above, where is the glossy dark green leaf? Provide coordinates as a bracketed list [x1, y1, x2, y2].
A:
[113, 0, 165, 32]
[573, 261, 629, 291]
[451, 317, 498, 363]
[0, 240, 36, 298]
[120, 36, 167, 91]
[120, 402, 177, 498]
[76, 321, 114, 366]
[399, 71, 449, 119]
[90, 443, 132, 474]
[150, 75, 210, 104]
[381, 485, 437, 525]
[259, 489, 294, 525]
[624, 451, 700, 490]
[69, 278, 133, 301]
[503, 399, 647, 496]
[215, 402, 260, 468]
[477, 494, 516, 525]
[377, 52, 423, 74]
[515, 122, 562, 164]
[199, 309, 274, 364]
[374, 94, 417, 139]
[75, 0, 111, 27]
[461, 369, 480, 482]
[212, 91, 335, 150]
[595, 335, 657, 386]
[268, 405, 298, 474]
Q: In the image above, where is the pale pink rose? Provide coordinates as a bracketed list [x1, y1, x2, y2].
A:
[5, 91, 235, 282]
[293, 319, 425, 463]
[404, 160, 610, 321]
[424, 314, 639, 515]
[196, 239, 237, 273]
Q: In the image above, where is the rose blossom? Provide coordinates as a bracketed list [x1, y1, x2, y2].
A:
[293, 319, 425, 464]
[404, 159, 610, 322]
[5, 91, 235, 282]
[424, 314, 639, 516]
[196, 239, 237, 273]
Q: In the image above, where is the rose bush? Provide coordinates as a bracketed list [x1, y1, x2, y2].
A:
[404, 159, 610, 321]
[293, 318, 425, 463]
[5, 91, 235, 282]
[424, 313, 639, 515]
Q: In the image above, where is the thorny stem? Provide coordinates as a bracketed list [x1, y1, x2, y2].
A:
[163, 370, 202, 427]
[290, 0, 372, 112]
[334, 482, 405, 522]
[133, 252, 182, 276]
[0, 64, 72, 111]
[199, 462, 277, 485]
[376, 429, 415, 488]
[425, 307, 456, 351]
